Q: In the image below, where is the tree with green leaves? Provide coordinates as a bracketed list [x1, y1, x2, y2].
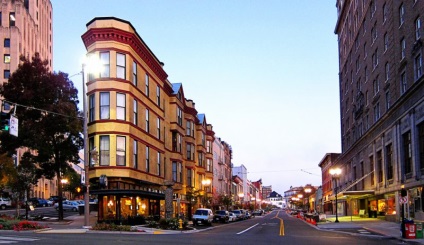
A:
[8, 152, 41, 219]
[218, 194, 233, 211]
[0, 53, 83, 220]
[62, 168, 82, 199]
[186, 187, 201, 220]
[0, 153, 16, 194]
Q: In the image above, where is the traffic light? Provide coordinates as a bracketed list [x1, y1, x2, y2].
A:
[1, 102, 11, 131]
[0, 111, 10, 131]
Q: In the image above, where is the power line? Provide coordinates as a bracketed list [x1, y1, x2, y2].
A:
[1, 99, 81, 120]
[245, 168, 321, 177]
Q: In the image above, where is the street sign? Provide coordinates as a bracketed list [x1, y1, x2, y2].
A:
[9, 115, 18, 137]
[399, 196, 408, 204]
[81, 170, 85, 184]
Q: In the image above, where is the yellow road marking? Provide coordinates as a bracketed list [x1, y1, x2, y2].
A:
[272, 211, 285, 236]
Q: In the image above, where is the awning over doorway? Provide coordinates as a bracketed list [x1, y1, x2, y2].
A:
[339, 190, 375, 199]
[328, 190, 375, 200]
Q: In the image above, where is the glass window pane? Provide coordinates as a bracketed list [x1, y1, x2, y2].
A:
[117, 53, 125, 66]
[100, 136, 110, 166]
[100, 92, 110, 119]
[116, 136, 126, 166]
[117, 93, 125, 107]
[100, 52, 110, 77]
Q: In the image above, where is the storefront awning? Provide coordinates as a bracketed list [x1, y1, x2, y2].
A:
[339, 190, 375, 199]
[91, 189, 165, 199]
[328, 190, 375, 200]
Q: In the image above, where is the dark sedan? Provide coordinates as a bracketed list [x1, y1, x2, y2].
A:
[213, 210, 230, 223]
[28, 198, 50, 207]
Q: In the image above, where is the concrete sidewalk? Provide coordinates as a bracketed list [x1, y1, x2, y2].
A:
[315, 215, 424, 244]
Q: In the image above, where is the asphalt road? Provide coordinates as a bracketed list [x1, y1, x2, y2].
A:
[0, 210, 408, 245]
[0, 205, 78, 220]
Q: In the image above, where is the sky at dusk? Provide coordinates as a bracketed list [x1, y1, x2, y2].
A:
[52, 0, 341, 195]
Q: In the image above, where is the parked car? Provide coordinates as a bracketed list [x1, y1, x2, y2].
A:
[213, 210, 230, 223]
[46, 199, 54, 206]
[28, 198, 49, 207]
[74, 200, 84, 205]
[0, 197, 12, 210]
[192, 208, 214, 226]
[245, 211, 252, 219]
[252, 209, 264, 216]
[54, 200, 79, 211]
[228, 212, 237, 222]
[49, 196, 67, 204]
[232, 209, 245, 220]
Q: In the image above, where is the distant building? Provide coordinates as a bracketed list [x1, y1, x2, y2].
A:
[212, 137, 232, 209]
[0, 0, 54, 199]
[267, 191, 284, 209]
[318, 153, 340, 215]
[232, 164, 248, 202]
[262, 185, 272, 202]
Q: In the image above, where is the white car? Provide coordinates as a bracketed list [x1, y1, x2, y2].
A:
[0, 197, 12, 210]
[228, 212, 237, 222]
[54, 201, 80, 212]
[192, 208, 214, 226]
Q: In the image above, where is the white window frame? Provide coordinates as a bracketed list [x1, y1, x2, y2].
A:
[132, 61, 137, 85]
[133, 140, 138, 169]
[100, 92, 110, 119]
[116, 136, 126, 166]
[133, 99, 138, 125]
[116, 93, 126, 120]
[145, 73, 149, 96]
[100, 52, 110, 78]
[116, 53, 126, 79]
[100, 135, 110, 166]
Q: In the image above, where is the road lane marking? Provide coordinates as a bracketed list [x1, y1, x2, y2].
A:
[271, 212, 285, 236]
[0, 236, 40, 243]
[236, 223, 259, 235]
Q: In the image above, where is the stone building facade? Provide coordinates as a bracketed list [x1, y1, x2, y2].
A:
[0, 0, 54, 199]
[333, 0, 424, 221]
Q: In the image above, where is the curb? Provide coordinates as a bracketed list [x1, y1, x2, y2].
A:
[34, 228, 88, 234]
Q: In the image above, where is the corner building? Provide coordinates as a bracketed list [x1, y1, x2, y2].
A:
[334, 0, 424, 221]
[81, 17, 215, 222]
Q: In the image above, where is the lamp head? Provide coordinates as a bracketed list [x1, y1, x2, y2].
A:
[329, 167, 342, 176]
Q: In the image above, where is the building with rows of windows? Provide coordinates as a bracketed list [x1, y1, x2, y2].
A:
[0, 0, 54, 199]
[327, 0, 424, 221]
[81, 17, 233, 221]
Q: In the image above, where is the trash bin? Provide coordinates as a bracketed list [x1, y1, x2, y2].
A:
[405, 223, 416, 239]
[416, 222, 423, 239]
[78, 205, 84, 215]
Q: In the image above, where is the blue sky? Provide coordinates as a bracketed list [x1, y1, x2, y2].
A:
[53, 1, 341, 195]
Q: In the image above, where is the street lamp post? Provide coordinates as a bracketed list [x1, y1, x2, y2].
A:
[329, 167, 342, 223]
[238, 193, 244, 208]
[82, 63, 90, 228]
[201, 179, 211, 208]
